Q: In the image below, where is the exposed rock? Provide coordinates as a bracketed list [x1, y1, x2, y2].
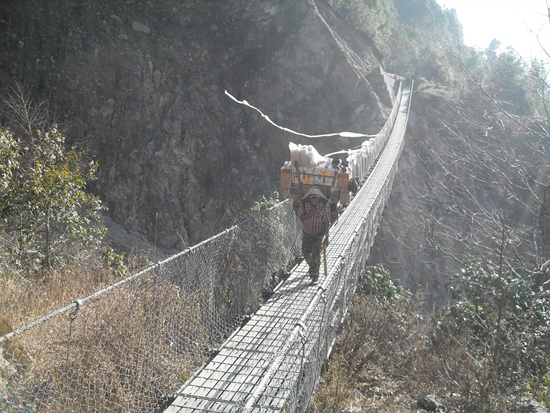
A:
[517, 398, 549, 413]
[0, 0, 467, 313]
[417, 394, 445, 412]
[369, 82, 463, 311]
[131, 21, 151, 34]
[0, 0, 395, 252]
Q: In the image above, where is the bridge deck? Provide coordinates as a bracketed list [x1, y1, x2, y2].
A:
[165, 85, 412, 412]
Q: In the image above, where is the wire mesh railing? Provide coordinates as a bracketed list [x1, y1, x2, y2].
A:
[0, 201, 302, 413]
[239, 82, 411, 412]
[347, 82, 403, 184]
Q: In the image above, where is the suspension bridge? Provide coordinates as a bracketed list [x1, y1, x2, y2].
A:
[0, 81, 412, 413]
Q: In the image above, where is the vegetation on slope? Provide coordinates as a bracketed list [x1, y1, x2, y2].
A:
[319, 0, 550, 411]
[310, 266, 550, 412]
[0, 87, 135, 327]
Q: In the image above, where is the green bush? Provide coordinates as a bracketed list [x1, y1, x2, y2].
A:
[249, 191, 281, 214]
[328, 0, 396, 53]
[101, 247, 129, 278]
[358, 265, 410, 303]
[434, 260, 550, 407]
[0, 124, 105, 273]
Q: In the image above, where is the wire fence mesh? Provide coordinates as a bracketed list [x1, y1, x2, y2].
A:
[0, 201, 302, 413]
[240, 82, 410, 412]
[347, 82, 403, 185]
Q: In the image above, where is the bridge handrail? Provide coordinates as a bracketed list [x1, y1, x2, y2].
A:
[0, 199, 295, 344]
[241, 81, 412, 412]
[347, 81, 403, 183]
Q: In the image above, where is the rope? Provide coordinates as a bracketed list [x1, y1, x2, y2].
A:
[225, 90, 376, 139]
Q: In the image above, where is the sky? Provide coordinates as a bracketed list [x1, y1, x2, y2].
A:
[436, 0, 550, 60]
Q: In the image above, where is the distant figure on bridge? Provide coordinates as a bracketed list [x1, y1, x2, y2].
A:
[296, 187, 330, 284]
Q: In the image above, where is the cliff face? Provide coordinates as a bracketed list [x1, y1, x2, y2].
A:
[0, 0, 397, 252]
[370, 83, 461, 306]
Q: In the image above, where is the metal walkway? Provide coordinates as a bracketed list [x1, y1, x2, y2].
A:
[165, 83, 413, 412]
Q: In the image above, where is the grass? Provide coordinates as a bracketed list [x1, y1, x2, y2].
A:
[0, 248, 211, 413]
[0, 250, 150, 330]
[0, 225, 291, 412]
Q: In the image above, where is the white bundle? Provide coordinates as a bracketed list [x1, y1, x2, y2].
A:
[288, 142, 327, 167]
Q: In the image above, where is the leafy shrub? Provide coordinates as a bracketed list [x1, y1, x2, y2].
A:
[328, 0, 397, 53]
[0, 124, 105, 273]
[101, 247, 129, 278]
[310, 266, 424, 412]
[358, 265, 410, 303]
[312, 262, 550, 411]
[249, 191, 281, 214]
[433, 259, 550, 409]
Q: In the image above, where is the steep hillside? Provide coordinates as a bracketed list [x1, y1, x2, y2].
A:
[370, 82, 461, 308]
[0, 0, 398, 252]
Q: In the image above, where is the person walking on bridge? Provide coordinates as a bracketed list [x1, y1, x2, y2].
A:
[296, 187, 330, 284]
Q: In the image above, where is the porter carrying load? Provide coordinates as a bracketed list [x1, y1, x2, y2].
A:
[281, 142, 353, 205]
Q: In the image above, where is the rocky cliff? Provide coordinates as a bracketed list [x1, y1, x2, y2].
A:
[1, 0, 398, 253]
[370, 82, 461, 305]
